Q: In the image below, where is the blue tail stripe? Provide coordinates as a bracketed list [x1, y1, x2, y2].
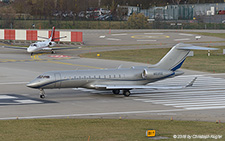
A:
[171, 59, 186, 71]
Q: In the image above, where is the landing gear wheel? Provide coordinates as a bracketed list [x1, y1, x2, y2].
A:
[51, 50, 55, 54]
[123, 90, 130, 97]
[112, 89, 120, 94]
[40, 94, 45, 99]
[39, 89, 45, 99]
[31, 52, 33, 56]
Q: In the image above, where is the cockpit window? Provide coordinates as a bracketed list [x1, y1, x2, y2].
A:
[37, 75, 50, 79]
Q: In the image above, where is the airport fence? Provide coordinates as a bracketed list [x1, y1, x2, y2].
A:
[1, 19, 225, 29]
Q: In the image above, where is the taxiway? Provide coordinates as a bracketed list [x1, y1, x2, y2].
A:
[0, 30, 225, 121]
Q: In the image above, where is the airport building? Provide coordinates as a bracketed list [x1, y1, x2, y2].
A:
[140, 3, 225, 23]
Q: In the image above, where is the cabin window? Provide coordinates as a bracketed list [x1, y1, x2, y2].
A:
[37, 75, 50, 79]
[99, 75, 101, 79]
[109, 75, 111, 78]
[114, 75, 116, 78]
[104, 75, 106, 78]
[119, 74, 121, 78]
[84, 76, 86, 79]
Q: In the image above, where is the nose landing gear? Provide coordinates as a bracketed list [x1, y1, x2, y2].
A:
[39, 89, 45, 99]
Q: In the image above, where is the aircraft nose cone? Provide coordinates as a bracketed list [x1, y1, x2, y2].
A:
[27, 47, 32, 53]
[26, 80, 40, 89]
[26, 82, 35, 88]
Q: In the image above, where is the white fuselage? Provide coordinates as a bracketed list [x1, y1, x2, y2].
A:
[27, 67, 182, 90]
[26, 40, 56, 53]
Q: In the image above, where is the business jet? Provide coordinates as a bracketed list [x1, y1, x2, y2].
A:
[1, 27, 79, 55]
[27, 43, 218, 98]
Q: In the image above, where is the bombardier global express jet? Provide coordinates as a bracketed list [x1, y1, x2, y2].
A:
[1, 27, 80, 55]
[27, 43, 218, 98]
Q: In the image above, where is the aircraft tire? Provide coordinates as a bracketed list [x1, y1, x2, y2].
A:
[40, 94, 45, 99]
[112, 89, 120, 94]
[123, 90, 130, 97]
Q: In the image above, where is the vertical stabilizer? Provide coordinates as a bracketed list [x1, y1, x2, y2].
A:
[49, 26, 55, 41]
[153, 43, 218, 71]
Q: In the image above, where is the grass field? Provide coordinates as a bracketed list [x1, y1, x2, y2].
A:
[81, 46, 225, 73]
[0, 119, 224, 140]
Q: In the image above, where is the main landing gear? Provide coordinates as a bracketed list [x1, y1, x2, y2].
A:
[112, 89, 131, 97]
[39, 89, 45, 99]
[123, 90, 130, 97]
[51, 50, 55, 54]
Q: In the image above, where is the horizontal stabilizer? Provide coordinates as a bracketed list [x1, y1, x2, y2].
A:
[53, 36, 67, 40]
[38, 36, 49, 40]
[176, 43, 218, 50]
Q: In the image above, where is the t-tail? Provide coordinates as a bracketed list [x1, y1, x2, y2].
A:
[152, 43, 218, 71]
[49, 26, 55, 41]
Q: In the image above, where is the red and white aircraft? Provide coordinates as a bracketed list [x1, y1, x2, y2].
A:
[1, 27, 80, 55]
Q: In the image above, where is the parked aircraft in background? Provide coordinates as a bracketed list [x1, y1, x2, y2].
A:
[1, 27, 80, 55]
[27, 43, 218, 98]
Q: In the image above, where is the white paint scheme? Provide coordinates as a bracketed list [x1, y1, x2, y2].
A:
[0, 27, 78, 55]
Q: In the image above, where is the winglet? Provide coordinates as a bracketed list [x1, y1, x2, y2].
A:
[186, 77, 197, 87]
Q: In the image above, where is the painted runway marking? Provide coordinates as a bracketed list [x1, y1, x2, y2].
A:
[144, 33, 164, 35]
[14, 100, 42, 104]
[179, 33, 194, 36]
[137, 40, 157, 42]
[48, 55, 71, 58]
[0, 109, 181, 120]
[174, 38, 190, 41]
[131, 75, 225, 110]
[111, 33, 127, 36]
[0, 94, 55, 106]
[76, 75, 225, 111]
[106, 38, 121, 41]
[0, 95, 17, 99]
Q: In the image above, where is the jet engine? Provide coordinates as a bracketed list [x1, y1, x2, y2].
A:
[49, 42, 56, 47]
[142, 68, 174, 79]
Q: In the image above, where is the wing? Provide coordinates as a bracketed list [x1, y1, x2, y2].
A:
[95, 77, 197, 90]
[51, 46, 81, 50]
[95, 84, 185, 90]
[1, 45, 27, 50]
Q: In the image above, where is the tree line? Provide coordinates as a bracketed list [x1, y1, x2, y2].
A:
[1, 0, 225, 17]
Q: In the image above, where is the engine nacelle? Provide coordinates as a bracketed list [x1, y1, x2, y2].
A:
[49, 42, 56, 47]
[142, 68, 174, 79]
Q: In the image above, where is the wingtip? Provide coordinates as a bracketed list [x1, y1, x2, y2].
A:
[186, 77, 197, 87]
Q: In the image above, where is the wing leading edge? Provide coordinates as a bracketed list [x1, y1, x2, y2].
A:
[1, 45, 27, 50]
[95, 77, 197, 90]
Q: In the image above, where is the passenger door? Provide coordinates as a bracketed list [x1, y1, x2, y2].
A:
[54, 73, 61, 88]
